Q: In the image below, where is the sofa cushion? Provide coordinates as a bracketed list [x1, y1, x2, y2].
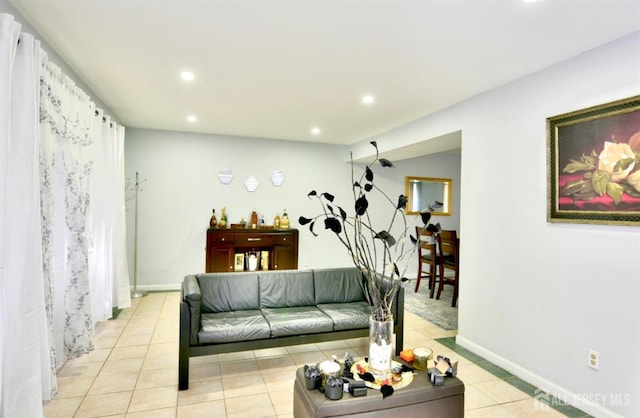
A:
[199, 310, 271, 344]
[317, 302, 371, 331]
[313, 268, 366, 304]
[259, 270, 315, 308]
[198, 272, 260, 313]
[261, 306, 333, 337]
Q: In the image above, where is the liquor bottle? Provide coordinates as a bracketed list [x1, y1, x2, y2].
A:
[209, 209, 217, 228]
[274, 213, 281, 229]
[281, 209, 289, 229]
[250, 210, 258, 229]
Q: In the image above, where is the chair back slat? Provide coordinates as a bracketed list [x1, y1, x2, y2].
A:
[417, 227, 436, 256]
[438, 230, 458, 264]
[414, 227, 438, 294]
[436, 230, 459, 307]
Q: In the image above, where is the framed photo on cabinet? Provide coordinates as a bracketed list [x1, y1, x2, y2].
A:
[234, 253, 245, 271]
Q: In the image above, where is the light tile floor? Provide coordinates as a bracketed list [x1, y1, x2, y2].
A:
[44, 292, 588, 418]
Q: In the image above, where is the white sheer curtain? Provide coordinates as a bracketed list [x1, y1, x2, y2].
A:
[40, 55, 132, 359]
[41, 59, 98, 359]
[105, 117, 132, 311]
[88, 110, 131, 323]
[1, 13, 131, 417]
[0, 14, 52, 418]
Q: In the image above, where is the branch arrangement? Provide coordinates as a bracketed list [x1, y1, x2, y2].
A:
[299, 141, 441, 321]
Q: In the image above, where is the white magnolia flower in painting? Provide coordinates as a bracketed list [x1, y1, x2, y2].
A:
[597, 142, 636, 182]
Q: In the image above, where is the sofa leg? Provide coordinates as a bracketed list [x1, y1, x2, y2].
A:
[179, 301, 190, 390]
[179, 352, 189, 390]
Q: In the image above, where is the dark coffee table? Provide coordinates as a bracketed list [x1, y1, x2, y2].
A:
[293, 361, 465, 417]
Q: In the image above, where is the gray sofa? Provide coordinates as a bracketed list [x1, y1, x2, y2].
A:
[179, 267, 405, 390]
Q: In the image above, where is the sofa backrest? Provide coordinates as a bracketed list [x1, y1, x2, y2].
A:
[197, 272, 260, 313]
[259, 270, 315, 308]
[313, 267, 366, 304]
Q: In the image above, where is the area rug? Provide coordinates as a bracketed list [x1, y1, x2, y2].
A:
[401, 280, 458, 330]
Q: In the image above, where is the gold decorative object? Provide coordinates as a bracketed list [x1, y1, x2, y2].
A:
[350, 360, 413, 390]
[219, 207, 227, 228]
[281, 209, 289, 228]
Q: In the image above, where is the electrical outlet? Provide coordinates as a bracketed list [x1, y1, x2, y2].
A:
[588, 349, 599, 370]
[303, 259, 310, 268]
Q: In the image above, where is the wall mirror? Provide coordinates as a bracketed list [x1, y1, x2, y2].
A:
[405, 176, 452, 216]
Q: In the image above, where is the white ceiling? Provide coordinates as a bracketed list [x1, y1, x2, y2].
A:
[8, 0, 640, 150]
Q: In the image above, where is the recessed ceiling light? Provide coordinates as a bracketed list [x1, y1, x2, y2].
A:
[187, 115, 197, 122]
[180, 71, 194, 81]
[311, 127, 321, 135]
[362, 95, 375, 104]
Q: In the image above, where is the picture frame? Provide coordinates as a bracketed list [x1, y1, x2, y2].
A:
[547, 95, 640, 226]
[405, 176, 453, 216]
[234, 253, 245, 271]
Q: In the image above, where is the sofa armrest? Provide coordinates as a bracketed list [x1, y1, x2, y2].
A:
[182, 275, 202, 345]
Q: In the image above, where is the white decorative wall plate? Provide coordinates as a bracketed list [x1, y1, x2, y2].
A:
[217, 168, 234, 185]
[270, 170, 285, 186]
[244, 176, 259, 192]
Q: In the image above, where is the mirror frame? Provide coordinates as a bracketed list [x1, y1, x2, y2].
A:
[405, 176, 453, 216]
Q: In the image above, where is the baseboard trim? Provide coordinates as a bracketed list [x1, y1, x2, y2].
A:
[456, 334, 624, 418]
[131, 283, 181, 292]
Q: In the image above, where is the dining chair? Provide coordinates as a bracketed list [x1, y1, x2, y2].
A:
[436, 230, 459, 307]
[414, 226, 439, 297]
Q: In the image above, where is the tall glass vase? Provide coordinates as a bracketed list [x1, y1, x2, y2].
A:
[368, 313, 394, 383]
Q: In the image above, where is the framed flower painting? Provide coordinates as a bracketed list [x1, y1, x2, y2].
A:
[547, 95, 640, 226]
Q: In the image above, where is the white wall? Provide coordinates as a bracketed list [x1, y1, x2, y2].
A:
[352, 32, 640, 417]
[123, 130, 461, 291]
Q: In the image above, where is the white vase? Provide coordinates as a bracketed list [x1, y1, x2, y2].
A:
[368, 314, 393, 383]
